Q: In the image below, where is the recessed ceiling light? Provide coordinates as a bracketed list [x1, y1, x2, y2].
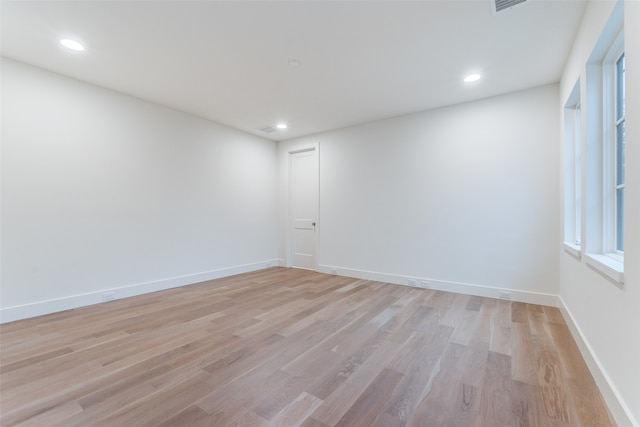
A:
[464, 73, 481, 83]
[60, 39, 85, 51]
[276, 123, 288, 129]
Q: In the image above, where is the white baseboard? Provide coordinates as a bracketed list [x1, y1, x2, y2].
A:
[0, 260, 279, 324]
[558, 298, 638, 427]
[317, 264, 558, 306]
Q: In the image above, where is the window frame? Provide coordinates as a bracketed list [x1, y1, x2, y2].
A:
[601, 32, 624, 258]
[563, 80, 582, 257]
[581, 14, 625, 285]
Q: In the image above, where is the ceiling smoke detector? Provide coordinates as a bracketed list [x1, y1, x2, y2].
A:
[256, 125, 277, 134]
[492, 0, 527, 14]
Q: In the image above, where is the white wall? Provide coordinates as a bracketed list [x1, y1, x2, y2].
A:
[558, 1, 640, 426]
[1, 58, 278, 322]
[279, 84, 560, 304]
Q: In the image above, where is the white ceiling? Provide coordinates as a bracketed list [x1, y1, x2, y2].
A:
[1, 0, 587, 141]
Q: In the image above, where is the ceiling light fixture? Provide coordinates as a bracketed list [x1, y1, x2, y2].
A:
[288, 59, 301, 68]
[276, 123, 288, 129]
[60, 39, 85, 51]
[464, 73, 481, 83]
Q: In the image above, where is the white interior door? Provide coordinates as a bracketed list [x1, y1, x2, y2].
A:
[290, 148, 318, 270]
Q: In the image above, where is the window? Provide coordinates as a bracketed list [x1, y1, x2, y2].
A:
[603, 40, 625, 256]
[582, 6, 624, 285]
[563, 81, 581, 256]
[613, 53, 625, 253]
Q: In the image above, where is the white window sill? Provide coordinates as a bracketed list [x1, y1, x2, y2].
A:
[562, 242, 582, 259]
[583, 253, 624, 285]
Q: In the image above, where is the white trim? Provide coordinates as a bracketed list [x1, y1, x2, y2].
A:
[582, 11, 625, 282]
[602, 31, 625, 255]
[583, 252, 624, 285]
[562, 242, 582, 259]
[558, 297, 639, 427]
[286, 143, 320, 270]
[563, 80, 582, 248]
[317, 264, 558, 307]
[0, 260, 279, 324]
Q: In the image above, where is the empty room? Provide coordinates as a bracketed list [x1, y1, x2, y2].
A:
[1, 0, 638, 426]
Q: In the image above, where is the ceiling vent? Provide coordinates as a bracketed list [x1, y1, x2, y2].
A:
[492, 0, 527, 14]
[256, 125, 277, 134]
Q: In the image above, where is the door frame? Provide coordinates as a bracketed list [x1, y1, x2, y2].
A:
[287, 143, 320, 270]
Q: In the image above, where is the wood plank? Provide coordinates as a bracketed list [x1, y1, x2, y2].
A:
[534, 340, 572, 424]
[511, 301, 529, 324]
[511, 322, 539, 385]
[269, 392, 323, 427]
[383, 326, 454, 423]
[449, 309, 480, 345]
[334, 368, 404, 427]
[469, 301, 493, 345]
[404, 342, 466, 427]
[478, 351, 512, 427]
[489, 299, 512, 356]
[511, 380, 558, 427]
[155, 405, 210, 427]
[307, 341, 401, 426]
[298, 417, 329, 427]
[223, 410, 270, 427]
[253, 375, 313, 421]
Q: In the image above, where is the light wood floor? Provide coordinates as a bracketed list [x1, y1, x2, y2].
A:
[0, 268, 614, 426]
